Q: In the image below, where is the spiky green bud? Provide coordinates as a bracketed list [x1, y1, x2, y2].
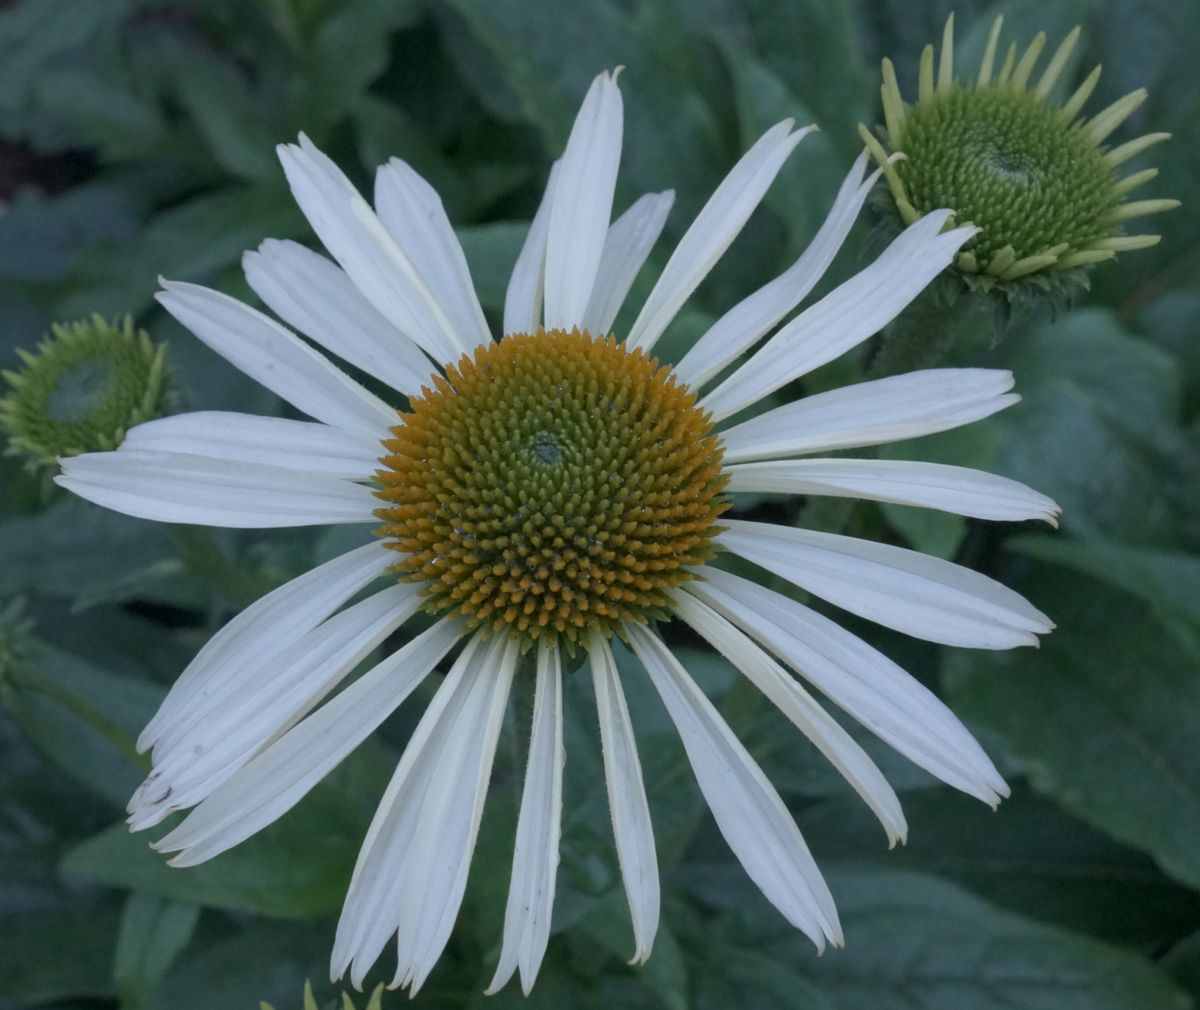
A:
[0, 315, 169, 468]
[862, 15, 1179, 303]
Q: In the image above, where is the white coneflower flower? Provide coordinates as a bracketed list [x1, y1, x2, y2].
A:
[57, 70, 1057, 996]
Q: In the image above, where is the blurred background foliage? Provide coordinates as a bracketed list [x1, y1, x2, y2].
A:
[0, 0, 1198, 1007]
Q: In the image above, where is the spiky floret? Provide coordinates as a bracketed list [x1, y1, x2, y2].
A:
[861, 14, 1179, 298]
[0, 315, 169, 467]
[374, 328, 729, 651]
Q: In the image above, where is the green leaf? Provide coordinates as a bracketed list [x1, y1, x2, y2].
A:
[0, 902, 123, 1004]
[115, 893, 200, 1010]
[689, 941, 834, 1010]
[1164, 929, 1200, 1006]
[439, 0, 725, 215]
[170, 45, 280, 181]
[0, 0, 130, 148]
[993, 309, 1199, 548]
[3, 638, 159, 806]
[62, 743, 392, 919]
[712, 0, 874, 154]
[144, 920, 330, 1010]
[0, 182, 141, 286]
[0, 497, 173, 602]
[799, 869, 1190, 1010]
[797, 787, 1200, 950]
[60, 183, 304, 319]
[290, 0, 423, 138]
[1009, 536, 1200, 627]
[37, 64, 173, 164]
[581, 891, 689, 1010]
[944, 563, 1200, 892]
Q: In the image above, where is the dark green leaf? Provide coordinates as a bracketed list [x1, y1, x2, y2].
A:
[114, 893, 200, 1010]
[802, 869, 1190, 1010]
[994, 309, 1199, 547]
[0, 902, 123, 1005]
[798, 787, 1200, 950]
[944, 564, 1200, 892]
[62, 744, 392, 919]
[144, 920, 330, 1010]
[0, 498, 174, 602]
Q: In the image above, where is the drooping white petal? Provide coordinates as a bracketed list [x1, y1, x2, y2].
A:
[504, 161, 560, 337]
[277, 135, 466, 364]
[156, 281, 394, 436]
[333, 634, 517, 995]
[544, 70, 624, 331]
[375, 158, 492, 353]
[690, 566, 1009, 804]
[589, 631, 659, 963]
[627, 624, 842, 950]
[129, 584, 420, 830]
[719, 368, 1020, 463]
[487, 643, 564, 996]
[674, 150, 880, 389]
[332, 634, 488, 987]
[672, 591, 907, 847]
[625, 122, 814, 353]
[720, 519, 1052, 649]
[137, 542, 393, 751]
[56, 451, 378, 529]
[703, 213, 976, 420]
[153, 618, 462, 867]
[724, 458, 1061, 525]
[121, 411, 382, 481]
[243, 239, 434, 397]
[580, 190, 674, 337]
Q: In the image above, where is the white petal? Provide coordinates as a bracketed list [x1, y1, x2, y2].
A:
[720, 519, 1053, 649]
[57, 450, 378, 528]
[720, 369, 1020, 464]
[375, 159, 492, 353]
[627, 624, 842, 950]
[121, 411, 382, 480]
[277, 135, 466, 364]
[333, 634, 516, 994]
[544, 70, 624, 331]
[703, 213, 976, 420]
[588, 631, 659, 963]
[674, 150, 879, 389]
[331, 634, 487, 986]
[137, 542, 393, 751]
[504, 161, 560, 337]
[129, 584, 420, 830]
[625, 122, 814, 353]
[690, 567, 1009, 804]
[672, 590, 907, 847]
[243, 239, 435, 397]
[580, 190, 674, 337]
[487, 643, 564, 996]
[153, 618, 461, 866]
[157, 281, 394, 436]
[724, 458, 1061, 525]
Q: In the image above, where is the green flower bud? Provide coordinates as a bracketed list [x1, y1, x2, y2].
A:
[862, 15, 1179, 301]
[0, 315, 169, 468]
